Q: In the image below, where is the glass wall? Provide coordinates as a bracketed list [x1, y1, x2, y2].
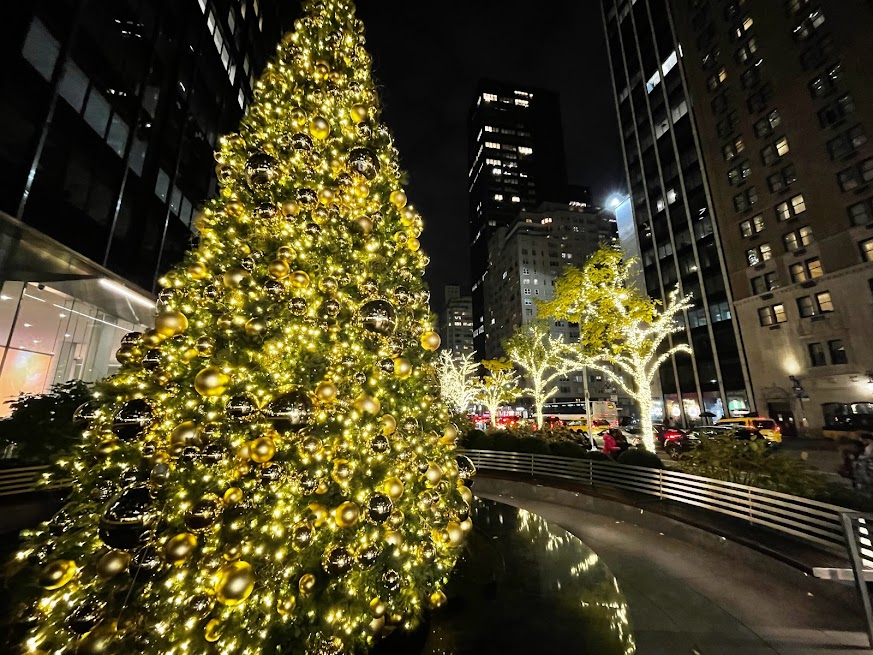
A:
[0, 280, 145, 416]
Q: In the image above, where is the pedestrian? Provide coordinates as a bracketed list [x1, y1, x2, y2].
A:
[853, 433, 873, 490]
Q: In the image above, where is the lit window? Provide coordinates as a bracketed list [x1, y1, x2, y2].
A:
[514, 98, 530, 107]
[483, 93, 497, 103]
[518, 146, 533, 156]
[21, 19, 59, 80]
[776, 137, 790, 157]
[511, 196, 520, 203]
[485, 141, 500, 149]
[860, 239, 873, 262]
[493, 194, 503, 201]
[816, 291, 834, 313]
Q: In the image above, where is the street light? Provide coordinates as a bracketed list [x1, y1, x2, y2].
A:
[607, 194, 623, 209]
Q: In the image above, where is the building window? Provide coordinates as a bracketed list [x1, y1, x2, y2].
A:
[828, 340, 848, 365]
[717, 111, 740, 139]
[793, 8, 826, 41]
[746, 243, 772, 266]
[752, 272, 780, 294]
[783, 226, 814, 252]
[723, 136, 745, 161]
[728, 160, 752, 186]
[808, 342, 827, 367]
[775, 193, 807, 221]
[732, 15, 754, 40]
[789, 257, 823, 282]
[754, 110, 782, 138]
[761, 136, 790, 165]
[712, 91, 730, 115]
[740, 61, 764, 89]
[799, 34, 835, 70]
[735, 37, 759, 64]
[707, 67, 728, 91]
[849, 200, 873, 226]
[827, 125, 868, 160]
[734, 187, 758, 212]
[740, 214, 765, 237]
[787, 0, 812, 16]
[860, 238, 873, 262]
[767, 164, 797, 193]
[758, 304, 787, 326]
[799, 291, 834, 317]
[819, 93, 855, 127]
[747, 83, 774, 114]
[837, 158, 873, 192]
[21, 18, 60, 81]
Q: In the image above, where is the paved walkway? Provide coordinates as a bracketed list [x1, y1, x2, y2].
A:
[477, 480, 872, 655]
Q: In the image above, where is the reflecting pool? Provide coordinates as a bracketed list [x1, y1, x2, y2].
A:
[374, 498, 635, 655]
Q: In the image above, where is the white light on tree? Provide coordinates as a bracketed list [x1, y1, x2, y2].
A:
[435, 350, 479, 414]
[476, 360, 520, 428]
[504, 321, 583, 429]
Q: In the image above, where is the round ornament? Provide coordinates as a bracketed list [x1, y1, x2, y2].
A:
[359, 545, 380, 567]
[245, 153, 279, 187]
[226, 395, 259, 420]
[420, 331, 441, 351]
[346, 148, 380, 180]
[244, 318, 267, 337]
[297, 188, 318, 207]
[99, 485, 158, 551]
[170, 420, 202, 448]
[185, 495, 222, 532]
[359, 300, 396, 336]
[323, 547, 353, 576]
[384, 477, 404, 501]
[40, 560, 77, 590]
[393, 358, 413, 380]
[389, 190, 408, 209]
[381, 414, 397, 435]
[290, 270, 311, 288]
[111, 399, 154, 442]
[164, 532, 197, 565]
[334, 501, 360, 528]
[194, 366, 229, 397]
[354, 394, 381, 415]
[67, 599, 105, 634]
[141, 349, 161, 371]
[323, 299, 341, 317]
[456, 455, 476, 481]
[360, 279, 378, 296]
[73, 401, 99, 426]
[250, 437, 276, 463]
[291, 132, 313, 150]
[292, 523, 313, 550]
[383, 569, 401, 592]
[310, 116, 331, 140]
[315, 381, 338, 403]
[289, 297, 308, 315]
[371, 435, 390, 453]
[367, 493, 393, 523]
[299, 573, 317, 595]
[223, 267, 250, 288]
[265, 389, 313, 433]
[265, 279, 285, 296]
[215, 561, 256, 606]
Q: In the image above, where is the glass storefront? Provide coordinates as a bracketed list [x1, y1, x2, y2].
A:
[0, 280, 147, 416]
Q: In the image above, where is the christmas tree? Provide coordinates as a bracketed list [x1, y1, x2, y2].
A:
[9, 1, 474, 653]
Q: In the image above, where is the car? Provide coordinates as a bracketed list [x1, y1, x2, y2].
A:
[543, 416, 565, 429]
[715, 416, 782, 444]
[654, 424, 686, 448]
[567, 418, 610, 433]
[662, 430, 700, 460]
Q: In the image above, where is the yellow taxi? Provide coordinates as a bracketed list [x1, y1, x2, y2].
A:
[715, 416, 782, 443]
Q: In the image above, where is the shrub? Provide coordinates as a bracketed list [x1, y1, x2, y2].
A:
[462, 429, 491, 450]
[515, 436, 551, 455]
[586, 451, 613, 463]
[617, 449, 664, 469]
[0, 380, 91, 464]
[550, 441, 591, 460]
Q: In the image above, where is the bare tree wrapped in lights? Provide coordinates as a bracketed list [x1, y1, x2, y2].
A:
[476, 360, 520, 428]
[9, 2, 473, 654]
[504, 322, 582, 430]
[434, 351, 478, 415]
[540, 246, 693, 452]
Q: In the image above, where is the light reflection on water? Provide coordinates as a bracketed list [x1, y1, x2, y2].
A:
[393, 498, 636, 655]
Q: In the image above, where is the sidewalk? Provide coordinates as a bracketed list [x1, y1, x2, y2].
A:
[477, 477, 872, 655]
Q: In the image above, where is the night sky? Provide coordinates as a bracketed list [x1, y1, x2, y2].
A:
[286, 2, 626, 305]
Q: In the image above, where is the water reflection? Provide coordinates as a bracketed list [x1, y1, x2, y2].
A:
[376, 498, 635, 655]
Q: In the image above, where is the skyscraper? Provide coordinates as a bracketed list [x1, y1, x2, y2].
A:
[668, 0, 873, 433]
[0, 0, 281, 412]
[468, 80, 568, 358]
[600, 0, 754, 425]
[439, 285, 474, 357]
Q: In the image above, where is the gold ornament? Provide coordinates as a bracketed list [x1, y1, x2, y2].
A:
[164, 532, 198, 565]
[353, 182, 370, 198]
[354, 394, 381, 415]
[331, 459, 353, 483]
[350, 104, 369, 122]
[224, 487, 243, 505]
[245, 318, 267, 337]
[381, 414, 397, 435]
[429, 590, 448, 609]
[194, 366, 229, 396]
[407, 237, 421, 252]
[425, 463, 443, 485]
[299, 573, 317, 595]
[250, 437, 276, 464]
[310, 116, 330, 140]
[393, 357, 413, 380]
[334, 501, 360, 527]
[308, 503, 328, 526]
[318, 188, 336, 205]
[440, 423, 460, 445]
[142, 329, 163, 348]
[223, 267, 250, 288]
[316, 480, 330, 495]
[315, 381, 338, 403]
[215, 561, 256, 606]
[185, 262, 209, 280]
[170, 420, 202, 447]
[384, 530, 404, 546]
[401, 207, 417, 226]
[76, 620, 117, 655]
[115, 345, 139, 365]
[290, 271, 311, 288]
[459, 485, 473, 505]
[204, 619, 222, 643]
[460, 518, 474, 534]
[281, 201, 300, 217]
[277, 246, 297, 261]
[154, 311, 188, 338]
[40, 560, 77, 589]
[96, 550, 130, 578]
[384, 477, 404, 501]
[446, 521, 464, 546]
[268, 259, 290, 279]
[277, 595, 297, 616]
[355, 216, 373, 235]
[389, 190, 408, 209]
[369, 597, 387, 618]
[420, 331, 441, 351]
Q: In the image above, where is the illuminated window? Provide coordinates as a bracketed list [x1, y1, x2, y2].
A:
[482, 93, 497, 102]
[493, 194, 503, 201]
[740, 214, 764, 237]
[485, 141, 500, 149]
[776, 137, 790, 157]
[518, 146, 533, 156]
[860, 239, 873, 262]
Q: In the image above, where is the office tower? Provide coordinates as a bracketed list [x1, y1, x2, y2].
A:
[484, 202, 631, 413]
[468, 80, 568, 358]
[439, 285, 474, 357]
[669, 1, 873, 432]
[0, 0, 281, 412]
[601, 0, 754, 425]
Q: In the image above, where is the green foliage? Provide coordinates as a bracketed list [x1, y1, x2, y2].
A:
[678, 433, 826, 496]
[616, 449, 664, 469]
[0, 380, 91, 464]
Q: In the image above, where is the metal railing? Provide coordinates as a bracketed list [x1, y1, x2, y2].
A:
[0, 465, 67, 497]
[460, 448, 852, 557]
